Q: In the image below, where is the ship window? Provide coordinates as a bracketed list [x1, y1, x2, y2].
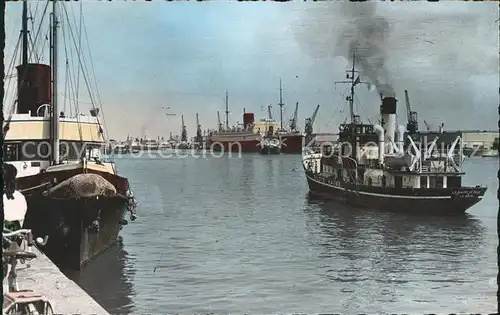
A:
[421, 176, 428, 188]
[395, 176, 403, 188]
[435, 176, 444, 188]
[447, 176, 462, 188]
[20, 141, 46, 161]
[429, 176, 444, 188]
[3, 144, 19, 161]
[368, 178, 373, 186]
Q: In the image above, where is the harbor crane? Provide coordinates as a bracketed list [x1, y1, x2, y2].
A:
[423, 120, 432, 131]
[217, 111, 223, 132]
[304, 104, 320, 145]
[181, 115, 187, 142]
[404, 90, 419, 135]
[289, 102, 299, 132]
[195, 113, 203, 146]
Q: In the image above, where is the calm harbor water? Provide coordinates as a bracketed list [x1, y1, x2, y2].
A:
[67, 152, 498, 314]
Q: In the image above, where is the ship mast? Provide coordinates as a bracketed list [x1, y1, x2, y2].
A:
[278, 79, 284, 131]
[348, 58, 355, 123]
[334, 54, 369, 124]
[51, 0, 60, 164]
[21, 0, 29, 65]
[225, 90, 229, 131]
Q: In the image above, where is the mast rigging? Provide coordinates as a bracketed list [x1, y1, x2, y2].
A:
[51, 0, 60, 164]
[225, 90, 229, 131]
[278, 79, 284, 131]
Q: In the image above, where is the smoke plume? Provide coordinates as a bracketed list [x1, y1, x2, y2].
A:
[333, 2, 395, 97]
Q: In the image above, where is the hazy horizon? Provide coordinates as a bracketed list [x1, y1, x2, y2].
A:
[4, 1, 499, 140]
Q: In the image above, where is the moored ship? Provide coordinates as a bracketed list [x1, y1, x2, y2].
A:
[260, 138, 281, 155]
[207, 91, 264, 153]
[303, 59, 486, 215]
[274, 80, 303, 154]
[3, 0, 137, 269]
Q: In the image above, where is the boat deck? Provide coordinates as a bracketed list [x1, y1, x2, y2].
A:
[16, 247, 110, 315]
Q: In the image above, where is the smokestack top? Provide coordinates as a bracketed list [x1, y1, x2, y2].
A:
[380, 96, 397, 114]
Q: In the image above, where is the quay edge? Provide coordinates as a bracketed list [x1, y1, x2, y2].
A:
[16, 247, 110, 315]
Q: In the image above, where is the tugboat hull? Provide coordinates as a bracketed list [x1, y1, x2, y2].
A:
[23, 196, 127, 270]
[15, 164, 132, 270]
[260, 145, 281, 155]
[305, 172, 486, 215]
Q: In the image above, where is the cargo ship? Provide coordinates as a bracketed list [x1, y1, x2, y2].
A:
[207, 91, 266, 153]
[303, 58, 486, 215]
[275, 80, 303, 154]
[3, 0, 137, 269]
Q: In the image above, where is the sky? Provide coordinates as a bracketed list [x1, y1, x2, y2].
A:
[4, 1, 499, 140]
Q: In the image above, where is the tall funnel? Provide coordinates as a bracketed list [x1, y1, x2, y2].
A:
[380, 97, 397, 154]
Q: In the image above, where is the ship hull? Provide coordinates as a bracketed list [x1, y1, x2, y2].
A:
[23, 196, 126, 270]
[208, 139, 261, 153]
[16, 166, 130, 270]
[280, 134, 303, 154]
[305, 171, 486, 215]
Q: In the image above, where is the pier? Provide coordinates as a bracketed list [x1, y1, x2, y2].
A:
[16, 247, 109, 315]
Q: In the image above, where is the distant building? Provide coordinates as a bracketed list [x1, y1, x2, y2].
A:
[460, 130, 498, 149]
[313, 133, 339, 144]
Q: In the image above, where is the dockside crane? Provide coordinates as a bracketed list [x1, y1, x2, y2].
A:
[304, 105, 320, 145]
[423, 120, 431, 131]
[404, 90, 419, 135]
[289, 102, 299, 132]
[181, 115, 187, 142]
[217, 111, 222, 132]
[195, 113, 203, 146]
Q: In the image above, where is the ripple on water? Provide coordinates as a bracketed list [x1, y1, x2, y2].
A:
[71, 155, 497, 314]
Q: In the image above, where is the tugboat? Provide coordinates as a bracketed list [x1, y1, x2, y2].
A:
[259, 104, 281, 155]
[260, 138, 281, 155]
[302, 58, 487, 215]
[3, 0, 138, 269]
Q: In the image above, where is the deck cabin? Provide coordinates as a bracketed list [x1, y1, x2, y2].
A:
[308, 121, 466, 190]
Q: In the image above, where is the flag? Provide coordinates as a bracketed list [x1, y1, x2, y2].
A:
[353, 76, 361, 87]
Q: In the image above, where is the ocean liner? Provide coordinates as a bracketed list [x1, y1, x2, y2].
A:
[207, 91, 265, 153]
[302, 60, 486, 214]
[3, 0, 137, 269]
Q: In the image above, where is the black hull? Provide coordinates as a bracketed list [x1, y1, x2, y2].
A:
[305, 172, 486, 215]
[23, 196, 127, 270]
[260, 146, 281, 155]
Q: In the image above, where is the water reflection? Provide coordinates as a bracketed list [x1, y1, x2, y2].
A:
[64, 238, 137, 315]
[303, 194, 487, 307]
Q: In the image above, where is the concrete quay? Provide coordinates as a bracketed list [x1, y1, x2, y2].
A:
[15, 246, 110, 315]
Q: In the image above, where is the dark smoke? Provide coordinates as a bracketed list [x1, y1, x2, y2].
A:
[334, 2, 395, 97]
